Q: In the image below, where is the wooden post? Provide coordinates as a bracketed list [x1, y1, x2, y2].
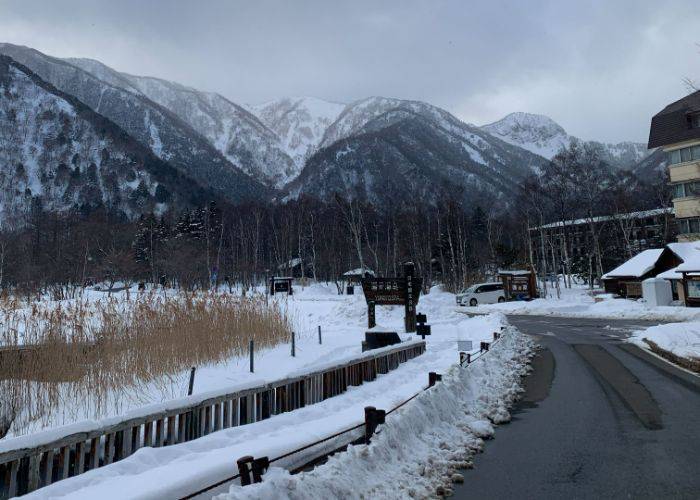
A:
[318, 325, 322, 344]
[28, 453, 40, 492]
[237, 455, 254, 486]
[144, 422, 153, 447]
[167, 416, 176, 445]
[251, 457, 270, 483]
[291, 331, 296, 357]
[368, 301, 376, 328]
[89, 437, 99, 470]
[249, 340, 254, 373]
[75, 441, 86, 475]
[364, 406, 386, 444]
[155, 419, 164, 446]
[44, 450, 55, 485]
[188, 367, 196, 396]
[428, 372, 442, 387]
[7, 460, 18, 497]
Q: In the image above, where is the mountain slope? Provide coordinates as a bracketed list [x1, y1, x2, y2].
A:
[0, 44, 267, 202]
[285, 102, 548, 208]
[251, 97, 345, 179]
[481, 112, 570, 159]
[482, 112, 658, 170]
[65, 57, 297, 187]
[0, 55, 215, 221]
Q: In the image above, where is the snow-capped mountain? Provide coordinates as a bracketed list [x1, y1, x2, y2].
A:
[0, 44, 268, 203]
[64, 58, 297, 187]
[0, 55, 215, 222]
[481, 112, 570, 160]
[481, 112, 657, 170]
[285, 99, 549, 207]
[251, 97, 345, 179]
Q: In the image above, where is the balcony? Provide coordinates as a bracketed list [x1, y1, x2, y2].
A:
[669, 162, 700, 183]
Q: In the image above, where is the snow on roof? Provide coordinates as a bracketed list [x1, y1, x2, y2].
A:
[498, 269, 532, 276]
[602, 249, 664, 279]
[675, 256, 700, 273]
[658, 241, 700, 278]
[277, 257, 303, 270]
[531, 208, 672, 231]
[343, 268, 375, 277]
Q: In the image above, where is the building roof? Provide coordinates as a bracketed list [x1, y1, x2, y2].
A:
[498, 269, 532, 276]
[602, 248, 664, 279]
[343, 268, 375, 277]
[648, 90, 700, 148]
[530, 208, 672, 231]
[277, 257, 303, 270]
[654, 242, 700, 279]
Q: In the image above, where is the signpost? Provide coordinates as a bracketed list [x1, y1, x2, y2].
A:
[416, 313, 431, 340]
[361, 262, 422, 332]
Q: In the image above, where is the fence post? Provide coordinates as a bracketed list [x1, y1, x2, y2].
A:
[251, 456, 270, 483]
[249, 340, 254, 373]
[291, 331, 296, 357]
[188, 366, 196, 396]
[318, 325, 322, 345]
[237, 455, 254, 486]
[428, 372, 442, 387]
[364, 406, 386, 444]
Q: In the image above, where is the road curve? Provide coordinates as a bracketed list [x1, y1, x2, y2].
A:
[454, 315, 700, 500]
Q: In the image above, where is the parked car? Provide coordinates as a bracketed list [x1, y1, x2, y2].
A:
[456, 282, 506, 306]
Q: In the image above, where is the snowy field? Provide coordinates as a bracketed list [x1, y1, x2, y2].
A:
[629, 322, 700, 362]
[473, 283, 700, 322]
[16, 285, 533, 499]
[0, 283, 510, 437]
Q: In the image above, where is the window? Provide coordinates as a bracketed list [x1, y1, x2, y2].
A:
[672, 181, 700, 199]
[679, 218, 700, 235]
[681, 147, 693, 163]
[673, 184, 685, 198]
[687, 280, 700, 299]
[691, 219, 700, 234]
[670, 149, 682, 164]
[668, 145, 700, 165]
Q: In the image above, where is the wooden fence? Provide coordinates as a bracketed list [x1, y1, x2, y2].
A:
[0, 340, 425, 498]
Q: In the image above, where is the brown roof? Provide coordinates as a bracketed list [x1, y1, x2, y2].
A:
[648, 90, 700, 149]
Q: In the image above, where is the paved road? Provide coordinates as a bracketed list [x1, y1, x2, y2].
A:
[454, 315, 700, 499]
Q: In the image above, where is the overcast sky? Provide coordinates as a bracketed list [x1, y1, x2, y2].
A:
[2, 0, 700, 143]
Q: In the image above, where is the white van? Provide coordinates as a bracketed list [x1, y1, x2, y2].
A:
[456, 282, 506, 306]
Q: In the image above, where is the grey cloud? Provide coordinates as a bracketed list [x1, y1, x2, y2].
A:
[1, 0, 699, 142]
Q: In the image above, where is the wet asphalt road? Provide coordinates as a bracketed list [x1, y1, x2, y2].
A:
[454, 315, 700, 500]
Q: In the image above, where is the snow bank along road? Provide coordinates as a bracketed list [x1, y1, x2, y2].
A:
[455, 315, 700, 499]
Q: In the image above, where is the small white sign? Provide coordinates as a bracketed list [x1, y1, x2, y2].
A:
[457, 340, 473, 352]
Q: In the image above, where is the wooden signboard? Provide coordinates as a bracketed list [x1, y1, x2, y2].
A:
[361, 263, 422, 332]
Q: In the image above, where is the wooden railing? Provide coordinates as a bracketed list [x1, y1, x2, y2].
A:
[0, 340, 425, 498]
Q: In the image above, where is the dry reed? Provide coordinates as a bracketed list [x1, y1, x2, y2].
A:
[0, 291, 291, 438]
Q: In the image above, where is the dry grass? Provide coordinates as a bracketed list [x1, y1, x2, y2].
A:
[0, 292, 291, 437]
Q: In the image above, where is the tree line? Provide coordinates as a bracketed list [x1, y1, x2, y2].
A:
[0, 140, 670, 297]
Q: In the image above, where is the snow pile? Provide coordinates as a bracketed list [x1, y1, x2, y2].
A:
[476, 283, 700, 322]
[215, 326, 534, 500]
[629, 322, 700, 361]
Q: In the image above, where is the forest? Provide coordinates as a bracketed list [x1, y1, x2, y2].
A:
[0, 141, 672, 296]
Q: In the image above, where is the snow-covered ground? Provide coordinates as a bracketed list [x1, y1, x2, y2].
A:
[473, 283, 700, 322]
[19, 285, 533, 499]
[217, 328, 533, 500]
[0, 283, 509, 437]
[629, 322, 700, 361]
